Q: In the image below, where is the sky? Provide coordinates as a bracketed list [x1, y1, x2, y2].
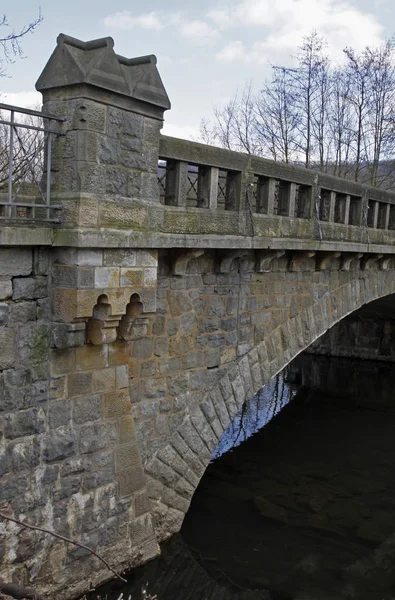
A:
[2, 0, 395, 140]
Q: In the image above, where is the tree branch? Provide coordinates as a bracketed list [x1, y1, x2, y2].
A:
[0, 512, 127, 583]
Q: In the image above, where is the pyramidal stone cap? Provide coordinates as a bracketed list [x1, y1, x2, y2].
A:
[36, 33, 171, 117]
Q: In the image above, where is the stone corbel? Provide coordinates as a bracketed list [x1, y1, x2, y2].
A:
[51, 322, 86, 349]
[218, 250, 251, 273]
[379, 256, 393, 271]
[289, 251, 316, 272]
[361, 253, 384, 270]
[315, 251, 341, 271]
[255, 250, 286, 273]
[341, 252, 363, 271]
[172, 249, 205, 276]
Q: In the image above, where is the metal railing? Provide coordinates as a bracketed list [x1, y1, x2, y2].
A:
[0, 102, 65, 222]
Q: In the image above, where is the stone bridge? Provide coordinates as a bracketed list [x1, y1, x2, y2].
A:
[2, 34, 395, 599]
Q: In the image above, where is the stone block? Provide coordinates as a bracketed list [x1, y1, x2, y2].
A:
[116, 365, 129, 389]
[50, 348, 76, 376]
[0, 303, 9, 325]
[93, 368, 116, 392]
[47, 399, 72, 429]
[167, 291, 192, 317]
[204, 348, 220, 368]
[132, 338, 153, 359]
[73, 394, 102, 424]
[99, 200, 148, 229]
[167, 372, 189, 396]
[13, 276, 47, 300]
[134, 490, 151, 517]
[43, 429, 76, 462]
[53, 288, 77, 322]
[102, 388, 131, 418]
[136, 250, 158, 267]
[144, 268, 157, 287]
[0, 248, 31, 276]
[0, 326, 16, 369]
[119, 465, 146, 497]
[0, 279, 12, 300]
[67, 372, 92, 397]
[9, 302, 36, 324]
[50, 376, 67, 400]
[182, 351, 204, 369]
[169, 334, 194, 356]
[75, 345, 107, 371]
[120, 268, 144, 287]
[94, 267, 120, 288]
[140, 400, 159, 419]
[79, 421, 117, 454]
[119, 415, 136, 444]
[51, 323, 86, 349]
[104, 249, 137, 267]
[115, 443, 141, 472]
[9, 437, 39, 473]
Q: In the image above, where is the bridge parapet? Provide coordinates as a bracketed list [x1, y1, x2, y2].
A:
[158, 135, 395, 250]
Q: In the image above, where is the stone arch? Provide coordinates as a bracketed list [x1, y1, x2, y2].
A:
[144, 269, 395, 542]
[118, 293, 146, 341]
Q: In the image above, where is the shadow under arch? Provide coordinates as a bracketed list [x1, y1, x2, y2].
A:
[145, 270, 395, 542]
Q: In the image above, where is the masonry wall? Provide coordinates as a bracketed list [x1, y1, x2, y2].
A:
[2, 245, 395, 600]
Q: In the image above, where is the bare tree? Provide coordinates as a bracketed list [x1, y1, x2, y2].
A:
[200, 30, 395, 191]
[0, 11, 43, 76]
[255, 67, 299, 162]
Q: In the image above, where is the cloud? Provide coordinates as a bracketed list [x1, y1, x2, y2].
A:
[216, 40, 249, 63]
[104, 11, 221, 47]
[179, 20, 220, 45]
[212, 0, 385, 63]
[104, 11, 164, 31]
[1, 91, 42, 109]
[162, 122, 200, 141]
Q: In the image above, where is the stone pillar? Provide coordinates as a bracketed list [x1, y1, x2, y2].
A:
[36, 34, 170, 228]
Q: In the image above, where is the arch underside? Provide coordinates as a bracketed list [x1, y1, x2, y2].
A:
[145, 268, 395, 542]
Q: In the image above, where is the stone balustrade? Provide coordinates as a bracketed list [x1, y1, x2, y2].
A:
[158, 135, 395, 246]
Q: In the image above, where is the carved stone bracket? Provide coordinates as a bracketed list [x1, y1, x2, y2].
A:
[361, 253, 384, 270]
[218, 250, 251, 273]
[379, 256, 393, 271]
[172, 249, 205, 276]
[255, 250, 286, 273]
[289, 251, 316, 272]
[316, 251, 341, 271]
[341, 253, 363, 271]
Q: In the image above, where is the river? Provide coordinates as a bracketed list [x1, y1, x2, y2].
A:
[90, 354, 395, 600]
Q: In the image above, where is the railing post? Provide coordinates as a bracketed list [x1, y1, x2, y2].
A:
[225, 171, 241, 211]
[344, 195, 350, 225]
[328, 191, 336, 222]
[7, 110, 14, 218]
[259, 178, 276, 215]
[384, 204, 391, 229]
[165, 160, 188, 207]
[371, 201, 379, 228]
[288, 183, 297, 217]
[198, 166, 218, 209]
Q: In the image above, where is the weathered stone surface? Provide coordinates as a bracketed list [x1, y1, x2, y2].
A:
[0, 248, 32, 276]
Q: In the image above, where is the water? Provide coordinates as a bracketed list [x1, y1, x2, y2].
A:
[91, 355, 395, 600]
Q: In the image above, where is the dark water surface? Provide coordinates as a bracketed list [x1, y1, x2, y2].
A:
[92, 356, 395, 600]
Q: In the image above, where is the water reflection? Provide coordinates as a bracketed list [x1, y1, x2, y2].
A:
[92, 356, 395, 600]
[213, 373, 297, 459]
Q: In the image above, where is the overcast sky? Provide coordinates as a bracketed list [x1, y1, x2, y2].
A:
[2, 0, 395, 139]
